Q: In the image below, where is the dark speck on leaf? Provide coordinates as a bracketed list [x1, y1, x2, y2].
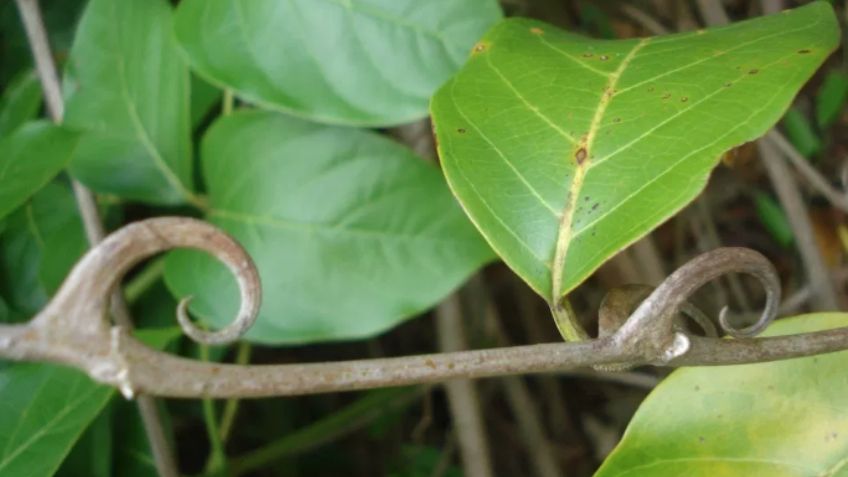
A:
[582, 52, 594, 58]
[748, 68, 759, 75]
[457, 128, 466, 134]
[798, 49, 811, 54]
[698, 436, 705, 443]
[681, 97, 688, 102]
[661, 92, 671, 100]
[591, 202, 600, 211]
[724, 82, 733, 87]
[613, 117, 621, 123]
[575, 148, 588, 165]
[584, 196, 590, 202]
[647, 86, 655, 92]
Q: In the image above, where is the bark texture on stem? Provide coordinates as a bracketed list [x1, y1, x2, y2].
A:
[8, 216, 847, 401]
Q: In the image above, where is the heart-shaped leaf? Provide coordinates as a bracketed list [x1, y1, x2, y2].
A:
[0, 122, 80, 221]
[64, 0, 196, 205]
[173, 0, 502, 127]
[164, 111, 493, 344]
[431, 3, 838, 303]
[596, 312, 848, 476]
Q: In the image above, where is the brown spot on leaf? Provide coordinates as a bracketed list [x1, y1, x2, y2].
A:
[661, 92, 671, 100]
[575, 148, 588, 165]
[613, 117, 621, 123]
[748, 68, 759, 75]
[457, 128, 466, 134]
[724, 82, 733, 87]
[681, 97, 688, 102]
[647, 86, 655, 92]
[798, 49, 811, 54]
[591, 202, 599, 211]
[425, 358, 436, 369]
[599, 55, 609, 61]
[582, 52, 594, 58]
[530, 27, 544, 35]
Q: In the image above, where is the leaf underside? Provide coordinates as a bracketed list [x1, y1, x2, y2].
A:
[431, 2, 838, 302]
[596, 313, 848, 476]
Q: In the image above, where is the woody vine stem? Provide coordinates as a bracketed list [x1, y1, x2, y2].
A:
[2, 217, 848, 399]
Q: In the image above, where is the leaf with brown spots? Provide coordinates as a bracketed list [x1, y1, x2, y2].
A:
[431, 2, 838, 305]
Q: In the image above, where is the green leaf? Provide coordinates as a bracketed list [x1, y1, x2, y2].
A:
[816, 69, 848, 127]
[781, 106, 821, 157]
[431, 3, 838, 302]
[753, 191, 793, 248]
[64, 0, 195, 205]
[173, 0, 502, 127]
[0, 182, 86, 317]
[111, 399, 170, 477]
[0, 121, 80, 221]
[164, 111, 493, 344]
[190, 74, 222, 129]
[595, 312, 848, 476]
[0, 364, 113, 477]
[0, 69, 42, 137]
[56, 406, 113, 477]
[0, 328, 178, 477]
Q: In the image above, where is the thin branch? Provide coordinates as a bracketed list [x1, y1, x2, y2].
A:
[0, 216, 847, 400]
[766, 130, 848, 214]
[489, 308, 562, 477]
[13, 1, 179, 476]
[436, 295, 493, 477]
[758, 139, 840, 310]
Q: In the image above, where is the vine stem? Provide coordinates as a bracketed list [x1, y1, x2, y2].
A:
[3, 217, 848, 399]
[12, 1, 178, 476]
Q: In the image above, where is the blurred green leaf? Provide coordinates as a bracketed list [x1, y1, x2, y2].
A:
[56, 406, 112, 477]
[0, 364, 113, 477]
[0, 121, 80, 221]
[578, 3, 615, 39]
[0, 182, 86, 317]
[781, 106, 822, 157]
[431, 3, 837, 300]
[816, 69, 848, 127]
[164, 110, 493, 343]
[0, 69, 42, 137]
[0, 329, 178, 477]
[64, 0, 195, 205]
[388, 445, 462, 477]
[190, 74, 221, 129]
[111, 400, 167, 477]
[173, 0, 502, 126]
[596, 312, 848, 476]
[753, 191, 793, 247]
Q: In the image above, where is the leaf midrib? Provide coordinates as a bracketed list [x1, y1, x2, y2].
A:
[104, 0, 193, 202]
[550, 38, 649, 300]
